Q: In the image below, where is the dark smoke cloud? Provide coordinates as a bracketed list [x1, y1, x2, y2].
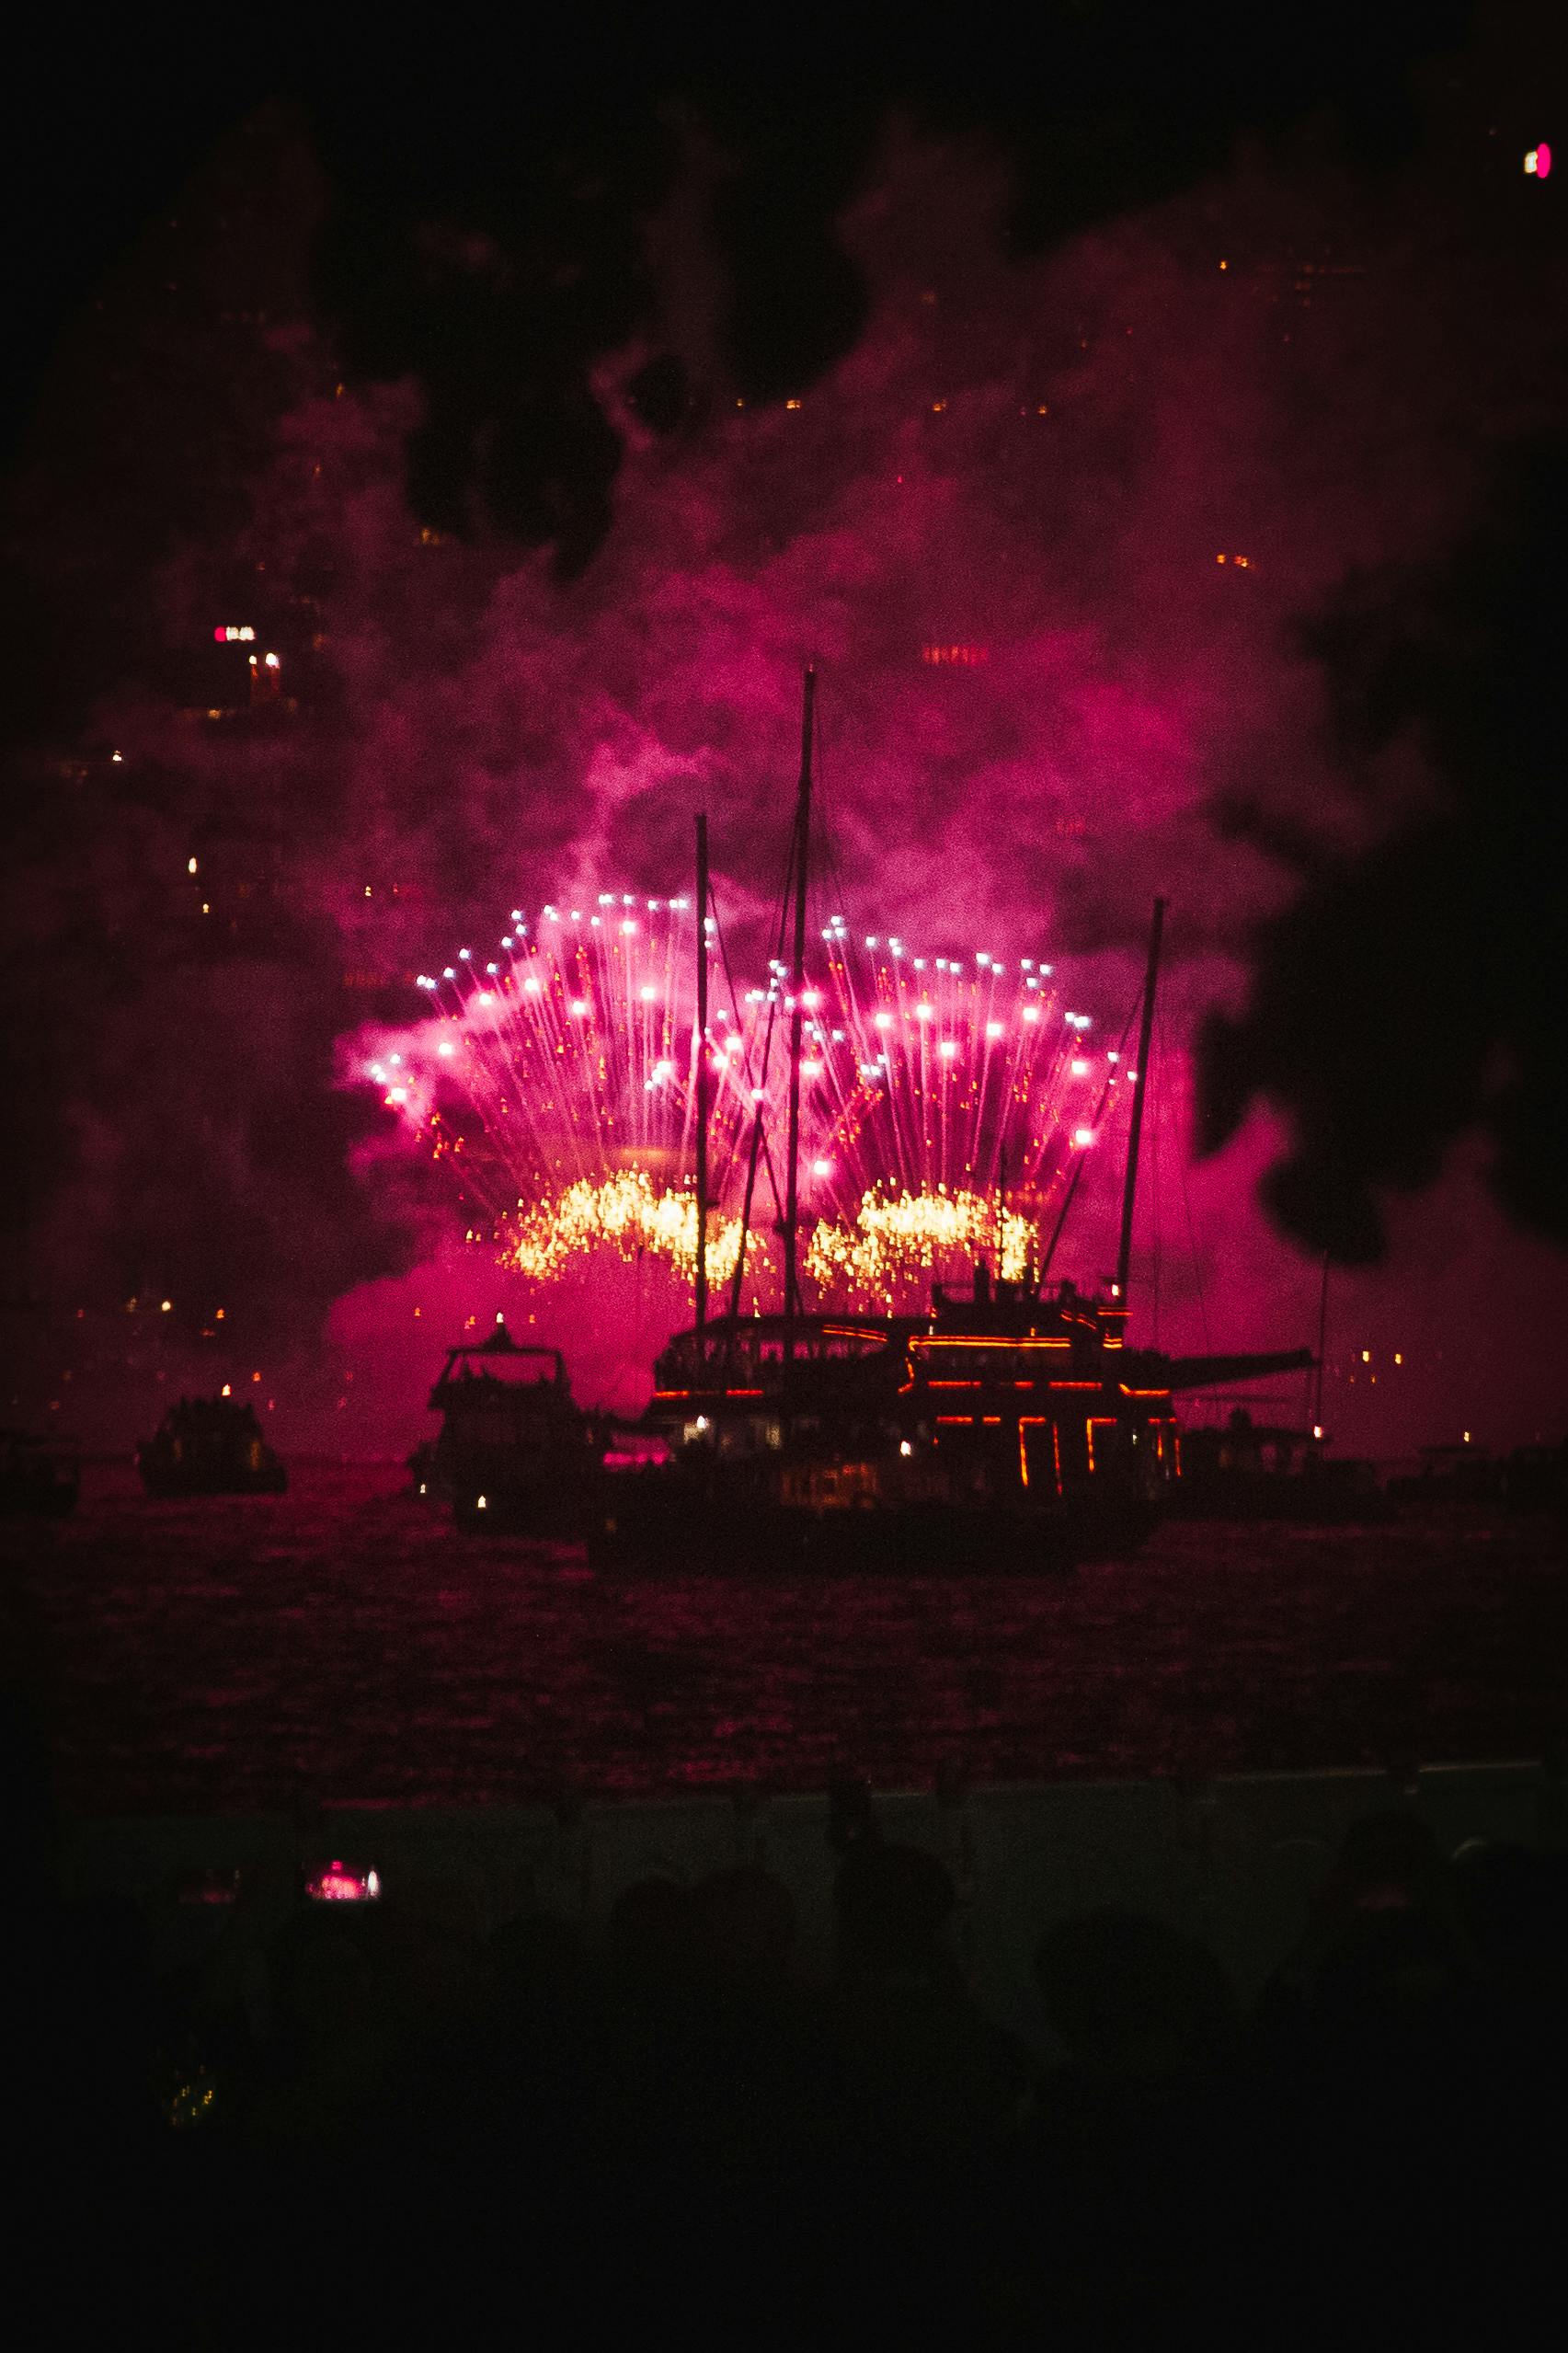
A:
[1200, 433, 1568, 1259]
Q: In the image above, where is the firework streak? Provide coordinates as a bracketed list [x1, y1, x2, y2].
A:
[361, 894, 1129, 1312]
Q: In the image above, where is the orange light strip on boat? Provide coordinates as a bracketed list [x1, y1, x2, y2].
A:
[1018, 1414, 1048, 1491]
[724, 1388, 763, 1398]
[651, 1389, 691, 1400]
[821, 1325, 895, 1344]
[1050, 1380, 1102, 1391]
[911, 1336, 1070, 1351]
[934, 1415, 972, 1425]
[1086, 1414, 1118, 1475]
[1119, 1384, 1172, 1398]
[927, 1379, 981, 1389]
[1053, 1423, 1063, 1490]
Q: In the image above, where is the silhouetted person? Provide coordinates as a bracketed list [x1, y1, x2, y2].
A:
[1010, 1908, 1245, 2334]
[822, 1842, 1030, 2330]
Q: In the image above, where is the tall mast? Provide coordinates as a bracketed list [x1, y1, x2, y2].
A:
[783, 664, 815, 1361]
[1311, 1251, 1330, 1434]
[1115, 895, 1166, 1303]
[693, 809, 711, 1344]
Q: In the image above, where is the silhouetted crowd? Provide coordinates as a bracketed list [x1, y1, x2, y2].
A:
[17, 1805, 1567, 2347]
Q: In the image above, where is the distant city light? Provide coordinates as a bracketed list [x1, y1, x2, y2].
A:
[1525, 142, 1551, 178]
[213, 626, 255, 641]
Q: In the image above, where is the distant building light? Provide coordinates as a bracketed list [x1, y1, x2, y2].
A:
[213, 625, 256, 641]
[264, 651, 280, 670]
[921, 643, 989, 665]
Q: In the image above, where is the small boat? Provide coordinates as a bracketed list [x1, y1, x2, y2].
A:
[423, 1316, 610, 1531]
[0, 1428, 79, 1518]
[136, 1395, 287, 1497]
[1170, 1409, 1386, 1522]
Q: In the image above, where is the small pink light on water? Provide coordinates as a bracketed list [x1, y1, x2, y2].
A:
[306, 1861, 380, 1901]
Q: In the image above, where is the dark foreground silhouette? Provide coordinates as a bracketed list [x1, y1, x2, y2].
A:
[13, 1799, 1565, 2347]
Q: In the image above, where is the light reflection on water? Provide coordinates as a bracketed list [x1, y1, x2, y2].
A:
[5, 1460, 1562, 1813]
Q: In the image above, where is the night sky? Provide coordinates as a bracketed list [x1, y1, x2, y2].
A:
[5, 4, 1566, 1455]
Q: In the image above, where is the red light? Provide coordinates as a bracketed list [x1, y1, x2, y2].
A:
[1538, 141, 1552, 178]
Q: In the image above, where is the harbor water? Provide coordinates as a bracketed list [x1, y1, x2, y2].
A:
[3, 1459, 1562, 1817]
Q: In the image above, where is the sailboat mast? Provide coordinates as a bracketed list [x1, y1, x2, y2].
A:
[694, 810, 711, 1343]
[783, 664, 816, 1360]
[1115, 895, 1166, 1302]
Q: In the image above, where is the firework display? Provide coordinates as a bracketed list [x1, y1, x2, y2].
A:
[362, 891, 1130, 1313]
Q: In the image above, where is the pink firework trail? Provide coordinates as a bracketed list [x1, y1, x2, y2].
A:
[362, 890, 1131, 1312]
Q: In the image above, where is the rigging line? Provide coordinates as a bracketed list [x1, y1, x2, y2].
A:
[713, 895, 784, 1226]
[1150, 1000, 1163, 1349]
[724, 805, 802, 1330]
[1160, 1000, 1211, 1361]
[1037, 992, 1140, 1280]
